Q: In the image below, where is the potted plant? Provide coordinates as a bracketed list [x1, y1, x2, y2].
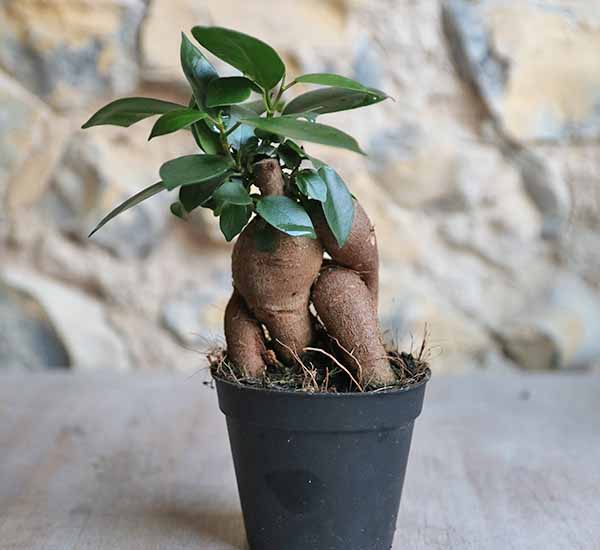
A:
[83, 26, 430, 550]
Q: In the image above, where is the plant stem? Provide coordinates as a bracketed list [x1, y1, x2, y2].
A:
[272, 78, 299, 113]
[262, 88, 274, 117]
[216, 113, 239, 170]
[274, 77, 296, 108]
[226, 122, 241, 136]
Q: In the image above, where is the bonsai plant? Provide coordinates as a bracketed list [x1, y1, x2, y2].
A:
[83, 26, 430, 550]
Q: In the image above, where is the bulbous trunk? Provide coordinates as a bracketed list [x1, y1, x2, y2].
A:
[232, 218, 323, 365]
[224, 158, 395, 387]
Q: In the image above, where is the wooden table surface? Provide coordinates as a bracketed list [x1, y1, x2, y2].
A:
[1, 370, 599, 550]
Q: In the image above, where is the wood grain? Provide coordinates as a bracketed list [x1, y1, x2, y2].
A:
[0, 370, 598, 549]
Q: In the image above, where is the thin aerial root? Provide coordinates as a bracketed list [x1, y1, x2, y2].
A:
[276, 339, 319, 392]
[304, 347, 364, 392]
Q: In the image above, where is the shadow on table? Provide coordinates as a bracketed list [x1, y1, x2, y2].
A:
[140, 504, 248, 549]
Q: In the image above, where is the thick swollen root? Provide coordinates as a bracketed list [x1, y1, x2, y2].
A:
[224, 291, 267, 378]
[229, 160, 324, 369]
[312, 266, 396, 387]
[312, 201, 380, 305]
[254, 307, 315, 364]
[232, 219, 323, 365]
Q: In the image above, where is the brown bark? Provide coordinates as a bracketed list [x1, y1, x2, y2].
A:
[224, 290, 268, 378]
[312, 266, 395, 386]
[223, 159, 395, 387]
[253, 158, 285, 196]
[232, 219, 323, 363]
[311, 201, 380, 305]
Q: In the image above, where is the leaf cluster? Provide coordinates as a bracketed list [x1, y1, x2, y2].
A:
[82, 26, 390, 246]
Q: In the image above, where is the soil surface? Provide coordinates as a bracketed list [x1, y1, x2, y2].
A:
[208, 338, 430, 394]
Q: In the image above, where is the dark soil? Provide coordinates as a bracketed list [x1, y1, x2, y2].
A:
[208, 322, 430, 393]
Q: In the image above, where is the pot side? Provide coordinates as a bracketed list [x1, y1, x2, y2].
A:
[215, 373, 430, 550]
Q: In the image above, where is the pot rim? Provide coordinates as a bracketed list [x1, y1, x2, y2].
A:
[212, 367, 431, 399]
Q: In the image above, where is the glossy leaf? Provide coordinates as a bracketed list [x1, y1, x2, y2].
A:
[283, 87, 387, 116]
[310, 156, 326, 170]
[277, 141, 302, 170]
[180, 36, 223, 154]
[207, 77, 254, 107]
[88, 182, 165, 237]
[170, 202, 187, 219]
[318, 166, 355, 247]
[187, 96, 221, 154]
[82, 98, 183, 129]
[295, 169, 327, 202]
[256, 142, 277, 156]
[181, 33, 218, 109]
[241, 116, 364, 155]
[160, 155, 234, 190]
[192, 26, 285, 89]
[230, 100, 266, 118]
[179, 175, 227, 212]
[254, 128, 282, 143]
[149, 109, 209, 140]
[212, 178, 252, 205]
[228, 124, 255, 150]
[294, 73, 388, 95]
[220, 204, 252, 241]
[285, 140, 307, 158]
[256, 196, 316, 238]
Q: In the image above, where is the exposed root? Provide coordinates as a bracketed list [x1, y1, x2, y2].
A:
[276, 339, 320, 392]
[312, 265, 395, 385]
[304, 347, 364, 392]
[209, 327, 431, 394]
[324, 333, 363, 384]
[220, 159, 429, 393]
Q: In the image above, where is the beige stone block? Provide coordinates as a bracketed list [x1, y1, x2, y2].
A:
[0, 72, 69, 213]
[0, 0, 146, 109]
[444, 0, 600, 142]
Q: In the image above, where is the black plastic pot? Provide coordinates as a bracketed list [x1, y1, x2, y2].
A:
[215, 373, 430, 550]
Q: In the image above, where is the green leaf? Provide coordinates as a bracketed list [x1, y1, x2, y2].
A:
[207, 77, 254, 107]
[242, 116, 364, 155]
[82, 98, 184, 129]
[228, 124, 255, 150]
[256, 143, 277, 156]
[88, 182, 165, 237]
[149, 109, 209, 140]
[180, 33, 221, 155]
[192, 26, 285, 90]
[318, 167, 355, 247]
[254, 128, 282, 143]
[180, 36, 223, 154]
[181, 33, 218, 109]
[285, 140, 307, 158]
[256, 196, 316, 238]
[294, 73, 388, 96]
[310, 156, 326, 170]
[160, 155, 234, 190]
[220, 204, 252, 241]
[179, 175, 227, 212]
[201, 197, 223, 216]
[170, 202, 187, 219]
[230, 100, 266, 117]
[295, 169, 327, 202]
[277, 141, 302, 170]
[283, 87, 386, 116]
[212, 178, 252, 205]
[188, 97, 221, 154]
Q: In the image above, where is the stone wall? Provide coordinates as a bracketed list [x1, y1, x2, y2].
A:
[1, 0, 599, 373]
